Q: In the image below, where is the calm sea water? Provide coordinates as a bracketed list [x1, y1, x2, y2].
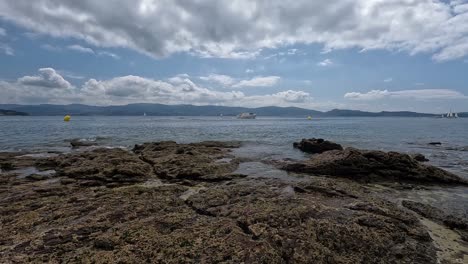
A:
[1, 116, 467, 178]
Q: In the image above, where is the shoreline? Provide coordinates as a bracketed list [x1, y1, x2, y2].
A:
[1, 140, 467, 263]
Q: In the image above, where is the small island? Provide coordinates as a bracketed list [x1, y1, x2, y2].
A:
[0, 109, 29, 116]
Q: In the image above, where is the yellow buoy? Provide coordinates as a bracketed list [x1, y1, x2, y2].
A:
[64, 115, 71, 122]
[307, 116, 312, 120]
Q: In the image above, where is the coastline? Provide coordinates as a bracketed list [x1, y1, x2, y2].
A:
[1, 140, 467, 263]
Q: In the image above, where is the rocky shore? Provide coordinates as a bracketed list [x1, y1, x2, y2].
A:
[0, 139, 467, 263]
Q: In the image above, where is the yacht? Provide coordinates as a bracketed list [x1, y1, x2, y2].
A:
[237, 113, 256, 119]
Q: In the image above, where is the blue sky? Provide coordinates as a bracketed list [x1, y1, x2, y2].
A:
[1, 0, 468, 113]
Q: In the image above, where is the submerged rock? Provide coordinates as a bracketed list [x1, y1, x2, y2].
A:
[69, 138, 97, 148]
[282, 147, 467, 185]
[293, 138, 343, 154]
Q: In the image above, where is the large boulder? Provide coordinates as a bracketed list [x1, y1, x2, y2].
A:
[282, 147, 468, 185]
[293, 138, 343, 154]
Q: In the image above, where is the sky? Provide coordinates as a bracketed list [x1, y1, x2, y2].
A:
[1, 0, 468, 113]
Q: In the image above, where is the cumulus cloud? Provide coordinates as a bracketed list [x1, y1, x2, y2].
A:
[1, 68, 311, 107]
[232, 76, 280, 88]
[67, 44, 95, 54]
[200, 74, 235, 87]
[384, 78, 393, 83]
[273, 90, 311, 103]
[344, 89, 467, 100]
[2, 0, 468, 60]
[17, 68, 72, 89]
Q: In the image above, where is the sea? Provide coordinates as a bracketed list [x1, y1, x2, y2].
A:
[1, 116, 467, 179]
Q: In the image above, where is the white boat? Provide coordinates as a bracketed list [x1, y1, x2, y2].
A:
[237, 112, 256, 119]
[143, 112, 147, 116]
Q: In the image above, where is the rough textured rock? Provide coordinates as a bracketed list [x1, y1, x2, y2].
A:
[402, 200, 468, 241]
[282, 147, 467, 185]
[0, 172, 437, 263]
[293, 138, 343, 154]
[49, 148, 153, 186]
[133, 141, 240, 182]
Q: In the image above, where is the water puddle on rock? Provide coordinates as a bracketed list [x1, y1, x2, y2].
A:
[11, 167, 56, 179]
[179, 186, 208, 201]
[420, 218, 468, 264]
[16, 153, 59, 158]
[234, 162, 305, 182]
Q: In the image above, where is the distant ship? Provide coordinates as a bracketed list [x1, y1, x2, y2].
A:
[237, 113, 256, 119]
[143, 112, 147, 116]
[443, 110, 458, 118]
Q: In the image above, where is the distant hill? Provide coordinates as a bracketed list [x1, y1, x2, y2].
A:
[0, 109, 29, 116]
[0, 103, 457, 117]
[325, 109, 437, 117]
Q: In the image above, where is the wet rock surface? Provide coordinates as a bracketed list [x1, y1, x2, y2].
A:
[281, 147, 468, 185]
[293, 138, 343, 154]
[0, 140, 466, 263]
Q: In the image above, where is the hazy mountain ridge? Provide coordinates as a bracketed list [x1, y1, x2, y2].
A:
[0, 104, 464, 117]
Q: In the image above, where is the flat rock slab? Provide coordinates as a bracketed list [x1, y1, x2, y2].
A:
[47, 148, 154, 186]
[133, 141, 240, 182]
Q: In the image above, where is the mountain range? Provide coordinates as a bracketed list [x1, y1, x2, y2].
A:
[0, 104, 466, 117]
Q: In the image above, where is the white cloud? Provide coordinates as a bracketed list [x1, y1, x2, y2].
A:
[344, 89, 467, 100]
[67, 44, 95, 54]
[1, 68, 313, 108]
[245, 69, 254, 73]
[232, 76, 281, 88]
[2, 1, 468, 61]
[44, 44, 120, 59]
[0, 27, 5, 36]
[273, 90, 311, 103]
[97, 51, 120, 59]
[0, 43, 13, 55]
[317, 59, 333, 67]
[384, 78, 393, 83]
[200, 74, 235, 87]
[17, 68, 72, 89]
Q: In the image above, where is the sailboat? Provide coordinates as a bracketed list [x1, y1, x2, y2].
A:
[444, 110, 458, 118]
[143, 112, 147, 116]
